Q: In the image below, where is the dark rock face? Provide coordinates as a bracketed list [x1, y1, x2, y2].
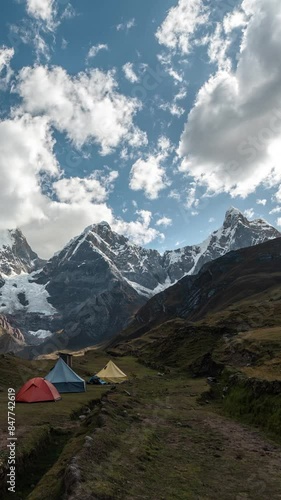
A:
[32, 231, 145, 351]
[0, 229, 45, 277]
[115, 237, 281, 344]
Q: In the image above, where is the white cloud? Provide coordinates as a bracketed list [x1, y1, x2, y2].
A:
[22, 201, 114, 259]
[0, 112, 157, 258]
[185, 185, 199, 209]
[269, 206, 281, 214]
[129, 156, 170, 200]
[129, 137, 172, 200]
[244, 208, 255, 219]
[156, 216, 172, 227]
[113, 210, 164, 246]
[0, 46, 14, 89]
[53, 171, 118, 204]
[156, 0, 209, 55]
[16, 65, 146, 155]
[223, 10, 247, 34]
[87, 44, 108, 60]
[160, 101, 185, 117]
[174, 87, 187, 101]
[123, 62, 139, 83]
[10, 21, 52, 62]
[256, 199, 267, 206]
[26, 0, 56, 28]
[276, 218, 281, 227]
[116, 18, 135, 32]
[157, 53, 184, 83]
[178, 0, 281, 198]
[203, 23, 232, 71]
[0, 113, 58, 230]
[168, 189, 181, 201]
[209, 217, 215, 223]
[157, 135, 173, 154]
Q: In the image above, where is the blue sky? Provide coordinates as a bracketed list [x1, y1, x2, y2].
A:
[0, 0, 281, 258]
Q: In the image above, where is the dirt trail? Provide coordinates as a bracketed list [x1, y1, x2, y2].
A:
[62, 376, 281, 500]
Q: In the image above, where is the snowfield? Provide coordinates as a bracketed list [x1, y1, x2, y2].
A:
[0, 273, 57, 316]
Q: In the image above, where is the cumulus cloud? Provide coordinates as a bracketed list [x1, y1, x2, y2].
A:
[129, 136, 173, 199]
[123, 62, 139, 83]
[87, 44, 108, 60]
[113, 210, 164, 246]
[129, 156, 170, 200]
[178, 0, 281, 198]
[156, 0, 209, 55]
[0, 114, 58, 230]
[53, 171, 118, 204]
[276, 218, 281, 227]
[0, 111, 155, 258]
[223, 10, 247, 34]
[256, 199, 267, 206]
[16, 65, 146, 155]
[22, 201, 114, 259]
[26, 0, 56, 29]
[156, 217, 172, 227]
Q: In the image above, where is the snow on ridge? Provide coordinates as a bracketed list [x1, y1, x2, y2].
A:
[0, 229, 14, 249]
[29, 329, 53, 339]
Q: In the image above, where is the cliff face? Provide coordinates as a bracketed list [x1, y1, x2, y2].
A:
[0, 315, 25, 353]
[0, 228, 45, 277]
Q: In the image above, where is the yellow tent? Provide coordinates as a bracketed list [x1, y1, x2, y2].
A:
[96, 360, 127, 384]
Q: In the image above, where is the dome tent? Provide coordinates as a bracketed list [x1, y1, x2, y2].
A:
[16, 377, 61, 403]
[45, 357, 86, 393]
[95, 360, 127, 383]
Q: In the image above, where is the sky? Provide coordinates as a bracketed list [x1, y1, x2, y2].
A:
[0, 0, 281, 258]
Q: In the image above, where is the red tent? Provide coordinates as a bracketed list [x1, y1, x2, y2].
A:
[16, 377, 61, 403]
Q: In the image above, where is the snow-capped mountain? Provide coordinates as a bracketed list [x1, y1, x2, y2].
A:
[0, 228, 45, 277]
[36, 208, 281, 298]
[163, 207, 281, 279]
[0, 208, 280, 354]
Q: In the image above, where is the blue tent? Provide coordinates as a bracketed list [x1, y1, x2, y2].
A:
[45, 358, 86, 393]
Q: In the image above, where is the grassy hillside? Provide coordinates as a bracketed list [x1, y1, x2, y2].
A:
[0, 351, 154, 499]
[110, 238, 281, 350]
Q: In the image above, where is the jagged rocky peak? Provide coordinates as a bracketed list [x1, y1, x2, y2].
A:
[0, 228, 45, 276]
[223, 206, 245, 225]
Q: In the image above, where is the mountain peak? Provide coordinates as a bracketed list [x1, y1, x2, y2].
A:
[224, 206, 243, 221]
[98, 220, 111, 229]
[0, 228, 44, 276]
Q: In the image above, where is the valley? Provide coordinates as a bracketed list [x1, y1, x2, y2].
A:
[0, 209, 281, 498]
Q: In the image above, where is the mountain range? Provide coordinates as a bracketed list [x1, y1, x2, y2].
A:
[0, 208, 280, 356]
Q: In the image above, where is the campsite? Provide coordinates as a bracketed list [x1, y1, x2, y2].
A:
[0, 352, 155, 499]
[1, 342, 281, 499]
